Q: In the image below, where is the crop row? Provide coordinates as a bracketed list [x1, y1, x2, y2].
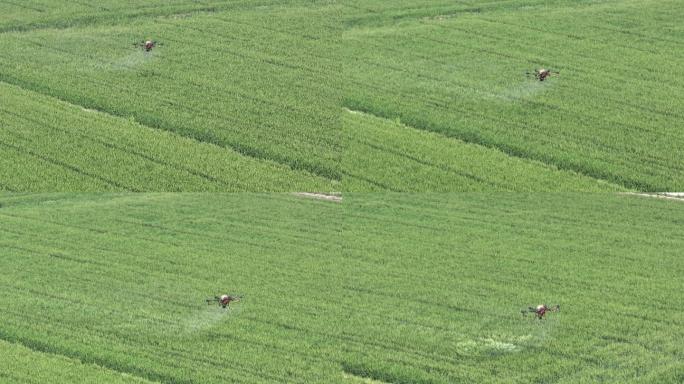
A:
[0, 82, 336, 191]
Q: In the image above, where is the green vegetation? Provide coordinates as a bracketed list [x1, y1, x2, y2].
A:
[0, 339, 151, 383]
[0, 0, 231, 33]
[0, 82, 335, 191]
[0, 0, 341, 190]
[1, 0, 682, 191]
[2, 5, 680, 384]
[340, 0, 684, 191]
[342, 110, 622, 191]
[1, 193, 682, 383]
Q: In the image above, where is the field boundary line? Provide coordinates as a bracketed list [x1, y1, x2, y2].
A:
[344, 107, 626, 191]
[0, 335, 163, 384]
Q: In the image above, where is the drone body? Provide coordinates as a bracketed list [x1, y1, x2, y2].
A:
[134, 39, 160, 52]
[206, 294, 242, 309]
[535, 304, 548, 318]
[219, 294, 233, 308]
[533, 68, 558, 81]
[522, 304, 560, 319]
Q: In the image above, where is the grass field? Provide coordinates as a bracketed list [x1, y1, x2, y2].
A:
[1, 0, 682, 191]
[1, 193, 682, 383]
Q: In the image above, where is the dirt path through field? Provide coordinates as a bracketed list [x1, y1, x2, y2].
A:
[342, 372, 390, 383]
[622, 192, 684, 202]
[293, 192, 342, 203]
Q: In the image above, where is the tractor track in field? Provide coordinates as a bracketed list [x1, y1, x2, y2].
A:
[356, 139, 503, 189]
[342, 171, 400, 191]
[0, 0, 46, 13]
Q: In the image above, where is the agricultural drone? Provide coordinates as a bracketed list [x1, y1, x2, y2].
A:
[134, 39, 162, 52]
[521, 304, 560, 319]
[527, 68, 559, 82]
[206, 294, 243, 309]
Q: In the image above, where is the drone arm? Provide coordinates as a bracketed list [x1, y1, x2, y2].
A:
[522, 307, 535, 315]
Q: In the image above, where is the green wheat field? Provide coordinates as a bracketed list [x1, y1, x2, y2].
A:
[1, 0, 681, 191]
[1, 1, 682, 383]
[0, 193, 682, 383]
